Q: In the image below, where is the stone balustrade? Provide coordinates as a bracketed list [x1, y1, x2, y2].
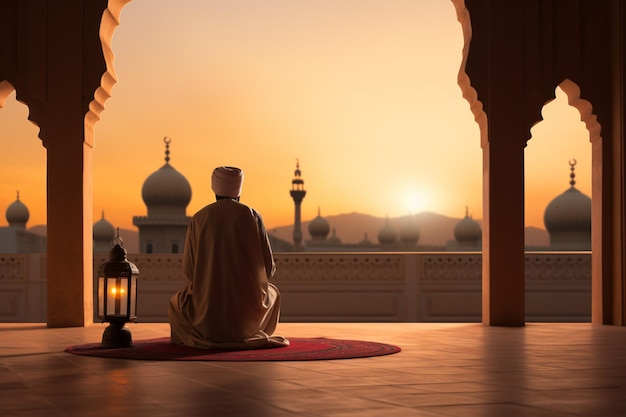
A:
[0, 252, 591, 323]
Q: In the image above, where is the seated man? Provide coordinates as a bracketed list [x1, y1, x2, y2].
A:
[169, 166, 288, 349]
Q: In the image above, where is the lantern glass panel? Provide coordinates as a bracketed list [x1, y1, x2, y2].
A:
[106, 277, 129, 317]
[129, 276, 137, 318]
[98, 277, 104, 318]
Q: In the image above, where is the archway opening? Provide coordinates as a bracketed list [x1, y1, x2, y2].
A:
[525, 83, 593, 322]
[0, 90, 46, 232]
[94, 0, 482, 251]
[0, 89, 47, 321]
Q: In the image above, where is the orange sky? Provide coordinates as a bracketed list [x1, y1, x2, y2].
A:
[0, 0, 591, 235]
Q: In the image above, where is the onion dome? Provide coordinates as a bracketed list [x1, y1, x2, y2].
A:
[543, 160, 591, 248]
[454, 207, 482, 244]
[399, 214, 420, 245]
[377, 216, 397, 245]
[308, 207, 330, 240]
[141, 137, 192, 214]
[93, 211, 116, 242]
[6, 191, 29, 229]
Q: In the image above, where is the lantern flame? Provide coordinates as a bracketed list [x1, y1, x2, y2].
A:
[110, 287, 125, 296]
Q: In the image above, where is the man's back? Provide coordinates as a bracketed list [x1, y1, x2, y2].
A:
[184, 199, 269, 340]
[169, 166, 287, 348]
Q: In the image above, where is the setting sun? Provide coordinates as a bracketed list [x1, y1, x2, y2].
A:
[403, 191, 428, 215]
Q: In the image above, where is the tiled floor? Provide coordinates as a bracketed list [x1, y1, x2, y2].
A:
[1, 322, 626, 417]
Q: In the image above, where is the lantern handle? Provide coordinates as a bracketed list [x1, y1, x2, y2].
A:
[112, 227, 124, 247]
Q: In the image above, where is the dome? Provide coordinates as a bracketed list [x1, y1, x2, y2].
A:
[141, 138, 192, 209]
[308, 208, 330, 240]
[399, 216, 420, 245]
[544, 187, 591, 234]
[543, 160, 591, 235]
[454, 208, 482, 243]
[93, 212, 116, 242]
[6, 193, 29, 228]
[142, 163, 192, 207]
[377, 217, 397, 245]
[543, 159, 591, 250]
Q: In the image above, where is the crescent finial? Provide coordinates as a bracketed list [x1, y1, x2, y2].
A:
[569, 158, 577, 187]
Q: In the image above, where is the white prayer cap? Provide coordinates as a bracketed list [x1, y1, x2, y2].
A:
[211, 166, 244, 198]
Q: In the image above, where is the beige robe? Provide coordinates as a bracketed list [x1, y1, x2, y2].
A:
[168, 198, 288, 349]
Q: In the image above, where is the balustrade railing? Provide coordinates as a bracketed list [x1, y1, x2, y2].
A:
[0, 252, 591, 322]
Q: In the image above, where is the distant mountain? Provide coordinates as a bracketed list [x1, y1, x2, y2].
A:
[269, 211, 550, 248]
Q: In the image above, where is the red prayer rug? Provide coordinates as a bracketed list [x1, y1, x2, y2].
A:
[65, 337, 400, 361]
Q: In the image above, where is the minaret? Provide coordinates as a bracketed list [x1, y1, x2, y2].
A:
[289, 159, 306, 250]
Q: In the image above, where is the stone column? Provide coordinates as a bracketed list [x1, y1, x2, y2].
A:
[591, 0, 626, 325]
[42, 1, 97, 327]
[458, 0, 528, 325]
[481, 139, 526, 326]
[45, 135, 94, 327]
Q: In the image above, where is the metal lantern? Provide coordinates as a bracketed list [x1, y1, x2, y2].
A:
[97, 233, 138, 348]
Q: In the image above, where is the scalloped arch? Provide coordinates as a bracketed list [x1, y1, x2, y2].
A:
[1, 1, 132, 145]
[452, 0, 488, 148]
[85, 0, 133, 146]
[558, 79, 602, 144]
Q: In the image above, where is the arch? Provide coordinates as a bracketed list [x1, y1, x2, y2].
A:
[524, 80, 600, 147]
[0, 80, 44, 138]
[2, 1, 131, 147]
[85, 0, 133, 147]
[452, 0, 621, 326]
[558, 79, 602, 144]
[525, 81, 595, 232]
[452, 0, 488, 148]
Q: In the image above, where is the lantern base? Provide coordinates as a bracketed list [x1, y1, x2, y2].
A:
[101, 321, 133, 348]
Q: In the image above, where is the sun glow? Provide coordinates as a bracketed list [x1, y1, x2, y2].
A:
[404, 191, 428, 215]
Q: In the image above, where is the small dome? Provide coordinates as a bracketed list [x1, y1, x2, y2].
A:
[359, 232, 373, 246]
[328, 228, 342, 245]
[399, 216, 420, 245]
[6, 192, 29, 228]
[454, 208, 482, 243]
[308, 208, 330, 240]
[93, 212, 116, 242]
[377, 217, 397, 245]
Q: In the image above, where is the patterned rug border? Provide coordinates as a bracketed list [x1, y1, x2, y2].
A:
[65, 337, 401, 361]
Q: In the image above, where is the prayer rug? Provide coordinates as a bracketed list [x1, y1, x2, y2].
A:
[65, 337, 400, 361]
